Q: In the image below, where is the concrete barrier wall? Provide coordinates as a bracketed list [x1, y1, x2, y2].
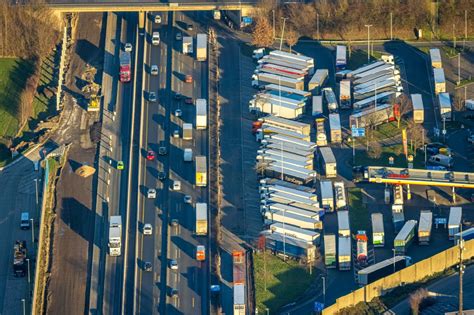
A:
[322, 239, 474, 314]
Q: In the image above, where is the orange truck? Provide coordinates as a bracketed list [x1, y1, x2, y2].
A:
[196, 245, 206, 261]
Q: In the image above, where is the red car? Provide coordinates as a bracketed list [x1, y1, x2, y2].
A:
[146, 150, 156, 161]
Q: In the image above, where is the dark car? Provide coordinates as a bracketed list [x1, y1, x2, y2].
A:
[158, 171, 166, 181]
[174, 92, 182, 100]
[144, 261, 152, 272]
[168, 288, 179, 297]
[170, 219, 179, 227]
[352, 166, 368, 183]
[158, 146, 167, 155]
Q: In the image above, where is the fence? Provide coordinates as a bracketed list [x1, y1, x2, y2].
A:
[323, 239, 474, 314]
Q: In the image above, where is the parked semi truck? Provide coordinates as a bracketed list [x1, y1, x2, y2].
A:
[324, 234, 337, 268]
[429, 48, 442, 68]
[411, 94, 424, 123]
[196, 34, 207, 61]
[108, 215, 122, 256]
[119, 52, 131, 83]
[323, 87, 338, 113]
[315, 118, 327, 146]
[308, 69, 328, 94]
[338, 236, 351, 271]
[270, 222, 320, 244]
[233, 283, 246, 315]
[356, 231, 368, 265]
[264, 231, 317, 263]
[371, 213, 385, 247]
[439, 92, 452, 121]
[320, 180, 334, 211]
[433, 68, 446, 94]
[312, 96, 323, 118]
[394, 220, 417, 254]
[448, 207, 462, 240]
[418, 210, 433, 245]
[252, 72, 305, 90]
[338, 210, 350, 237]
[329, 113, 342, 143]
[392, 204, 405, 233]
[195, 156, 207, 187]
[334, 181, 347, 210]
[195, 203, 208, 235]
[319, 147, 337, 178]
[339, 79, 351, 109]
[13, 240, 27, 277]
[358, 256, 412, 285]
[336, 45, 347, 70]
[196, 99, 207, 129]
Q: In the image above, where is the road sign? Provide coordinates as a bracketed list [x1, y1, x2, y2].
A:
[314, 302, 325, 312]
[435, 218, 447, 225]
[351, 127, 365, 137]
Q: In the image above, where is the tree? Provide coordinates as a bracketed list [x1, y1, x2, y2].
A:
[285, 28, 299, 52]
[252, 16, 274, 48]
[392, 94, 413, 128]
[407, 120, 426, 155]
[452, 93, 465, 121]
[368, 141, 382, 159]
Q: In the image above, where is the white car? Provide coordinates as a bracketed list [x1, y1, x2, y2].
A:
[143, 223, 153, 235]
[152, 32, 160, 45]
[173, 130, 180, 138]
[169, 259, 178, 270]
[172, 180, 181, 191]
[124, 43, 133, 52]
[147, 188, 156, 199]
[175, 109, 182, 117]
[154, 14, 162, 24]
[151, 65, 158, 75]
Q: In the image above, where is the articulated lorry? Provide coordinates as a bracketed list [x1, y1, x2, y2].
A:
[334, 181, 346, 210]
[338, 236, 351, 271]
[264, 231, 317, 263]
[339, 79, 351, 109]
[320, 180, 334, 211]
[196, 99, 207, 129]
[429, 48, 442, 68]
[195, 156, 207, 187]
[195, 203, 208, 235]
[182, 123, 193, 140]
[252, 72, 305, 90]
[418, 210, 433, 245]
[324, 234, 337, 268]
[119, 52, 131, 83]
[108, 216, 122, 256]
[308, 69, 328, 94]
[356, 231, 368, 265]
[448, 207, 462, 240]
[196, 33, 207, 61]
[315, 118, 327, 146]
[358, 256, 412, 285]
[371, 213, 385, 247]
[320, 146, 337, 178]
[394, 220, 417, 254]
[337, 210, 350, 237]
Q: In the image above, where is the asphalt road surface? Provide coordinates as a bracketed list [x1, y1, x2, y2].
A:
[135, 11, 210, 315]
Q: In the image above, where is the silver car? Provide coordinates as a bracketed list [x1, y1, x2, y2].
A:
[149, 92, 157, 102]
[151, 65, 158, 75]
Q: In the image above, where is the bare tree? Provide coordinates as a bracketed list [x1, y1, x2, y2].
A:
[452, 94, 465, 121]
[368, 141, 382, 159]
[285, 28, 299, 52]
[407, 120, 426, 155]
[252, 16, 274, 48]
[392, 94, 413, 128]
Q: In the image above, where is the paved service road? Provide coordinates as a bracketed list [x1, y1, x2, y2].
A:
[135, 11, 210, 315]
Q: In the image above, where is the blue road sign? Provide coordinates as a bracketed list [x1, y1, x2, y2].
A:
[351, 127, 365, 137]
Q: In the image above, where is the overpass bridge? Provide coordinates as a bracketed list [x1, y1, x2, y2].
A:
[45, 0, 256, 12]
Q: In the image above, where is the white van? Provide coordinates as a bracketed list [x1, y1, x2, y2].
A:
[183, 148, 193, 162]
[428, 154, 453, 168]
[152, 32, 160, 45]
[20, 212, 30, 230]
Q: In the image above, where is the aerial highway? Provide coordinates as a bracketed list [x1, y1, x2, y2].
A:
[134, 11, 210, 314]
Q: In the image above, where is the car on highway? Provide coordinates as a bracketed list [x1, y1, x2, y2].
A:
[173, 130, 180, 138]
[146, 150, 156, 161]
[169, 259, 178, 270]
[168, 288, 179, 298]
[174, 92, 182, 100]
[144, 261, 152, 272]
[143, 223, 153, 235]
[158, 171, 166, 181]
[147, 188, 156, 199]
[170, 219, 179, 227]
[173, 180, 181, 191]
[154, 14, 161, 24]
[124, 43, 133, 52]
[151, 65, 158, 75]
[185, 97, 193, 104]
[117, 161, 124, 170]
[175, 32, 182, 41]
[152, 32, 160, 45]
[424, 142, 452, 156]
[158, 146, 167, 155]
[184, 195, 192, 204]
[175, 109, 182, 117]
[185, 75, 193, 83]
[148, 92, 157, 102]
[186, 23, 193, 31]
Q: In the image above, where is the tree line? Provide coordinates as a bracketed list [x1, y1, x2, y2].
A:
[253, 0, 474, 45]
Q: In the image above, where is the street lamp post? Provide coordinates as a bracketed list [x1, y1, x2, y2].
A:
[34, 178, 39, 218]
[21, 298, 26, 315]
[30, 218, 34, 244]
[317, 13, 320, 41]
[279, 17, 288, 51]
[365, 24, 373, 63]
[322, 276, 326, 305]
[272, 10, 275, 39]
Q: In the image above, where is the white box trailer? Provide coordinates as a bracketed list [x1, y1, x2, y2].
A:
[263, 185, 317, 201]
[250, 100, 304, 119]
[392, 204, 405, 233]
[324, 234, 337, 268]
[263, 142, 314, 158]
[323, 87, 338, 112]
[264, 84, 311, 98]
[433, 68, 446, 94]
[265, 191, 319, 208]
[253, 92, 306, 108]
[264, 209, 322, 230]
[196, 99, 207, 129]
[336, 45, 347, 70]
[333, 181, 347, 210]
[258, 148, 312, 164]
[257, 63, 307, 79]
[263, 198, 323, 214]
[337, 210, 350, 237]
[338, 236, 351, 271]
[448, 207, 462, 240]
[264, 134, 316, 149]
[233, 283, 246, 315]
[308, 69, 328, 93]
[263, 203, 320, 220]
[182, 123, 193, 140]
[418, 210, 433, 245]
[264, 165, 316, 186]
[371, 213, 385, 247]
[319, 147, 337, 178]
[312, 96, 323, 118]
[411, 94, 424, 123]
[329, 113, 342, 143]
[339, 79, 352, 109]
[269, 50, 315, 74]
[429, 48, 442, 68]
[257, 125, 311, 142]
[349, 104, 394, 129]
[438, 92, 452, 121]
[252, 72, 305, 90]
[258, 56, 313, 74]
[320, 180, 334, 211]
[196, 33, 207, 61]
[354, 74, 399, 91]
[269, 222, 320, 243]
[315, 118, 327, 147]
[353, 69, 397, 85]
[258, 153, 312, 170]
[352, 91, 397, 110]
[353, 64, 395, 79]
[260, 178, 315, 193]
[394, 220, 417, 254]
[258, 115, 311, 135]
[347, 61, 386, 78]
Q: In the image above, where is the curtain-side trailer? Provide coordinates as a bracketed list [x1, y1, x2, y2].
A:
[337, 210, 350, 237]
[411, 94, 424, 123]
[448, 207, 462, 240]
[418, 210, 433, 245]
[429, 48, 442, 68]
[358, 256, 411, 285]
[394, 220, 417, 254]
[338, 236, 351, 271]
[324, 234, 337, 268]
[371, 213, 385, 247]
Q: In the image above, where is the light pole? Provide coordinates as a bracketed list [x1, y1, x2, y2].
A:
[322, 276, 326, 305]
[272, 10, 275, 39]
[34, 178, 39, 218]
[390, 12, 393, 40]
[21, 298, 26, 315]
[424, 144, 427, 165]
[317, 13, 320, 41]
[392, 248, 396, 273]
[365, 24, 373, 63]
[457, 53, 461, 86]
[453, 23, 456, 49]
[30, 218, 34, 244]
[443, 116, 446, 142]
[279, 17, 288, 51]
[459, 225, 465, 315]
[464, 10, 468, 49]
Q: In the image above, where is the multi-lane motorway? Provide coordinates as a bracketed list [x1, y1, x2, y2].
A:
[96, 11, 211, 315]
